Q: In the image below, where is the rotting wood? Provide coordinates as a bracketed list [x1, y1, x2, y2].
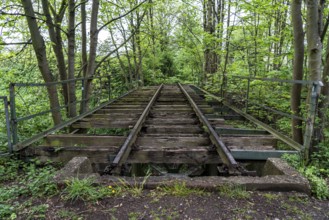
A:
[45, 135, 126, 146]
[72, 118, 137, 128]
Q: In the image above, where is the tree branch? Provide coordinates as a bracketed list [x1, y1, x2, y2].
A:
[97, 0, 147, 33]
[95, 31, 136, 71]
[0, 41, 32, 45]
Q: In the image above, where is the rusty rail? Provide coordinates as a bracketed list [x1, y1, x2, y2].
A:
[178, 83, 239, 171]
[105, 84, 164, 175]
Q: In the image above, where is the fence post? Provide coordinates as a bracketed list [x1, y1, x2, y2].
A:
[9, 83, 18, 145]
[302, 81, 323, 163]
[245, 77, 251, 113]
[107, 75, 111, 100]
[1, 97, 12, 153]
[80, 79, 85, 113]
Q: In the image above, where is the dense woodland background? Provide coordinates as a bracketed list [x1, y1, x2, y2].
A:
[0, 0, 329, 198]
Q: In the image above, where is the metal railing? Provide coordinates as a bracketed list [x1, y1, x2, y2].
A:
[9, 75, 111, 147]
[222, 75, 323, 161]
[0, 96, 12, 155]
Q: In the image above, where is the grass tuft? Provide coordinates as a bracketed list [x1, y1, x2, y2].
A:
[218, 184, 250, 199]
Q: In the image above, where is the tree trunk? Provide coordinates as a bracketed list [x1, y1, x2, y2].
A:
[21, 0, 62, 124]
[67, 0, 77, 117]
[318, 33, 329, 141]
[41, 0, 69, 115]
[290, 0, 304, 144]
[222, 0, 231, 94]
[81, 0, 87, 78]
[317, 0, 328, 142]
[135, 12, 144, 86]
[305, 0, 322, 161]
[203, 0, 218, 81]
[82, 0, 99, 113]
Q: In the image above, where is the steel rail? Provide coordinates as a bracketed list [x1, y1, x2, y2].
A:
[0, 96, 12, 153]
[14, 88, 137, 151]
[178, 83, 238, 169]
[12, 75, 106, 87]
[193, 85, 302, 151]
[16, 92, 104, 122]
[105, 84, 164, 175]
[230, 75, 323, 86]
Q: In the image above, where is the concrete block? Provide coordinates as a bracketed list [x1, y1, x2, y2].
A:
[54, 157, 99, 183]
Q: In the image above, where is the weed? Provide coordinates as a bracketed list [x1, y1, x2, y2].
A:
[0, 159, 58, 219]
[263, 193, 279, 201]
[156, 181, 205, 197]
[26, 204, 49, 220]
[302, 166, 329, 199]
[116, 171, 151, 197]
[0, 158, 22, 182]
[282, 154, 329, 199]
[128, 211, 143, 220]
[218, 184, 250, 199]
[57, 209, 81, 220]
[62, 177, 101, 202]
[23, 163, 58, 197]
[280, 203, 312, 220]
[288, 194, 309, 204]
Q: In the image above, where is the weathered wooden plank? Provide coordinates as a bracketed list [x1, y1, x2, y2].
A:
[87, 113, 141, 119]
[231, 149, 297, 160]
[102, 104, 147, 109]
[151, 108, 194, 113]
[157, 97, 187, 102]
[208, 118, 225, 126]
[95, 109, 144, 114]
[45, 135, 126, 146]
[199, 107, 215, 114]
[28, 146, 118, 164]
[128, 148, 221, 164]
[136, 136, 210, 147]
[72, 118, 137, 128]
[222, 115, 246, 120]
[149, 112, 196, 118]
[152, 106, 192, 111]
[143, 125, 204, 134]
[118, 97, 151, 102]
[215, 127, 269, 135]
[229, 145, 275, 150]
[221, 136, 277, 148]
[145, 118, 199, 125]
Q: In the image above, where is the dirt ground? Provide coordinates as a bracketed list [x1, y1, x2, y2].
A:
[19, 190, 329, 220]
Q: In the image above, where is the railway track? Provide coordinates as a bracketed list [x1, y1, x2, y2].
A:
[24, 84, 283, 176]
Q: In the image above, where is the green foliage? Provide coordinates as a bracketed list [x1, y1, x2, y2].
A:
[62, 177, 106, 202]
[0, 158, 58, 219]
[0, 157, 22, 182]
[312, 142, 329, 176]
[281, 153, 303, 169]
[282, 154, 329, 199]
[218, 184, 250, 199]
[155, 182, 205, 197]
[302, 166, 329, 200]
